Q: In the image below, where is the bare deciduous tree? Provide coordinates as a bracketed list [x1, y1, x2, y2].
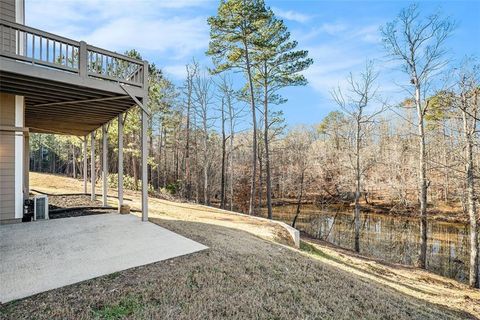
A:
[381, 4, 454, 268]
[183, 60, 198, 200]
[193, 69, 215, 205]
[453, 60, 479, 288]
[331, 61, 385, 252]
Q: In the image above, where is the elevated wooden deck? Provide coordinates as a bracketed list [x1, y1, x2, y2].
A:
[0, 19, 148, 135]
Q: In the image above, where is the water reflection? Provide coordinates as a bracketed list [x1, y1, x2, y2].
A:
[262, 204, 469, 283]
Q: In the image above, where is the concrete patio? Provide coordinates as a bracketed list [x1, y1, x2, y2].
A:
[0, 214, 207, 303]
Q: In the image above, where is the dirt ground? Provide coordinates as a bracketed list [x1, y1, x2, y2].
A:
[3, 172, 476, 319]
[46, 195, 102, 209]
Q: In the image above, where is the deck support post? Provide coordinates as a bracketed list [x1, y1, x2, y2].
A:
[79, 41, 87, 79]
[83, 136, 87, 194]
[90, 131, 96, 201]
[102, 124, 108, 207]
[23, 133, 29, 199]
[141, 111, 148, 221]
[141, 60, 149, 222]
[118, 114, 124, 212]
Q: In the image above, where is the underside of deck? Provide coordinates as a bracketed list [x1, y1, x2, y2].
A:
[0, 18, 148, 136]
[0, 59, 143, 136]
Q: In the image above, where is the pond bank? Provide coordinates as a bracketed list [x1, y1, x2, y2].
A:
[260, 203, 470, 283]
[300, 238, 480, 319]
[270, 198, 468, 224]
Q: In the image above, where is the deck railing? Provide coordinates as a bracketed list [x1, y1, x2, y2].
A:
[0, 19, 146, 89]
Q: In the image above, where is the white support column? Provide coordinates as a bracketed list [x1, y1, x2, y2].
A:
[141, 109, 148, 221]
[23, 132, 29, 200]
[15, 96, 24, 219]
[90, 131, 96, 201]
[102, 124, 108, 207]
[83, 136, 87, 194]
[118, 114, 124, 212]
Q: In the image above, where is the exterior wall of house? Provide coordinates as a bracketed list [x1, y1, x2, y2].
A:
[0, 0, 16, 21]
[0, 0, 26, 223]
[1, 0, 16, 54]
[0, 93, 25, 223]
[0, 94, 16, 220]
[0, 0, 25, 50]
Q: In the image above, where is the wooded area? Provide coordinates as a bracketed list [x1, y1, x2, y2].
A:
[28, 2, 479, 287]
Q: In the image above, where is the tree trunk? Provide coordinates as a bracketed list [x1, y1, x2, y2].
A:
[228, 95, 235, 211]
[132, 156, 138, 191]
[40, 138, 43, 172]
[148, 119, 153, 186]
[174, 132, 179, 182]
[466, 133, 478, 288]
[416, 84, 428, 269]
[163, 127, 167, 188]
[263, 62, 273, 219]
[243, 39, 257, 215]
[292, 170, 305, 228]
[442, 124, 449, 202]
[258, 146, 263, 211]
[185, 99, 192, 199]
[354, 119, 361, 253]
[462, 94, 479, 288]
[220, 98, 226, 209]
[193, 113, 200, 203]
[158, 129, 163, 190]
[72, 144, 76, 179]
[203, 129, 209, 205]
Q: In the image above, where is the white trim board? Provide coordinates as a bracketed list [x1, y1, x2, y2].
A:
[15, 0, 25, 24]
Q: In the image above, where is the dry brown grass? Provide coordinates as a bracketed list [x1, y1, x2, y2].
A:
[2, 172, 473, 319]
[302, 238, 480, 319]
[29, 172, 295, 246]
[0, 218, 472, 320]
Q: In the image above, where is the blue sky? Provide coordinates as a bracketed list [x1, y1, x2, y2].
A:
[25, 0, 480, 126]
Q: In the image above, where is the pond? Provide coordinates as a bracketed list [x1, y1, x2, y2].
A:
[260, 204, 470, 283]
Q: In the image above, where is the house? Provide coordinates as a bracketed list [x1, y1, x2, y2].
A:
[0, 0, 149, 223]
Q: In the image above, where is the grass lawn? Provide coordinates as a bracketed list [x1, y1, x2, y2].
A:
[0, 172, 477, 319]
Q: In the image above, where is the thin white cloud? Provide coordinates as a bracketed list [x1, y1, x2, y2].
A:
[299, 20, 407, 107]
[304, 49, 365, 96]
[293, 22, 375, 44]
[25, 0, 210, 61]
[353, 25, 382, 44]
[85, 16, 208, 59]
[164, 64, 188, 79]
[318, 22, 348, 35]
[272, 7, 312, 23]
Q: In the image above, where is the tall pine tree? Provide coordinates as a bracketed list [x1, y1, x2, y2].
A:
[207, 0, 269, 215]
[252, 8, 313, 219]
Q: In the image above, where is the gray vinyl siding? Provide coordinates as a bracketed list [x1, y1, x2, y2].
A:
[0, 0, 17, 54]
[0, 0, 15, 22]
[0, 93, 15, 125]
[0, 93, 16, 220]
[0, 1, 22, 220]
